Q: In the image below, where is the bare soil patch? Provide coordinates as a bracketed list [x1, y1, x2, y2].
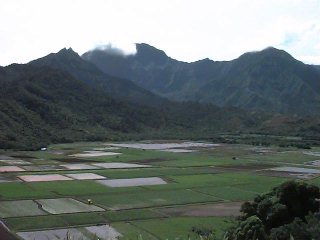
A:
[0, 166, 25, 173]
[0, 200, 47, 217]
[257, 168, 319, 179]
[54, 157, 99, 163]
[37, 198, 104, 214]
[0, 160, 31, 165]
[306, 160, 320, 166]
[0, 155, 13, 160]
[97, 177, 167, 187]
[270, 166, 320, 174]
[132, 158, 170, 164]
[92, 162, 150, 169]
[157, 202, 243, 217]
[61, 163, 99, 170]
[21, 165, 65, 171]
[9, 155, 34, 159]
[65, 173, 106, 180]
[17, 228, 85, 240]
[160, 149, 197, 153]
[17, 224, 121, 240]
[303, 152, 320, 157]
[217, 163, 277, 171]
[70, 151, 121, 158]
[110, 142, 218, 150]
[0, 222, 17, 240]
[94, 147, 120, 151]
[85, 225, 122, 239]
[18, 174, 73, 182]
[0, 175, 18, 183]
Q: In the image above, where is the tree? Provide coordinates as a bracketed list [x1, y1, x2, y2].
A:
[270, 218, 310, 240]
[225, 216, 268, 240]
[276, 181, 319, 220]
[225, 181, 320, 240]
[240, 181, 319, 231]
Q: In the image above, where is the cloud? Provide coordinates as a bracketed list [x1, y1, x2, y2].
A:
[92, 42, 137, 57]
[281, 33, 299, 47]
[274, 20, 320, 64]
[0, 0, 319, 65]
[298, 55, 320, 65]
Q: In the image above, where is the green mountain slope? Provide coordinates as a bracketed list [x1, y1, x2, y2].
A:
[0, 64, 166, 149]
[83, 44, 320, 115]
[0, 63, 278, 150]
[30, 48, 168, 106]
[1, 49, 320, 150]
[198, 48, 320, 115]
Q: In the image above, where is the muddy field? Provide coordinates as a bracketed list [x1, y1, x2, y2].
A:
[160, 149, 197, 153]
[61, 163, 99, 170]
[0, 223, 16, 240]
[109, 142, 218, 150]
[70, 151, 121, 158]
[37, 198, 104, 214]
[21, 165, 66, 171]
[18, 174, 73, 182]
[158, 202, 243, 217]
[65, 173, 106, 180]
[17, 224, 121, 240]
[0, 166, 25, 173]
[0, 200, 47, 217]
[97, 177, 167, 187]
[93, 162, 150, 169]
[0, 160, 31, 165]
[54, 157, 100, 163]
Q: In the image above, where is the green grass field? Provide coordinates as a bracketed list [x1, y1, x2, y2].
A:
[0, 141, 319, 239]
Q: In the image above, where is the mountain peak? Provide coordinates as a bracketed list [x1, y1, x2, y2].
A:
[135, 43, 169, 64]
[260, 46, 292, 56]
[262, 46, 281, 52]
[29, 47, 84, 68]
[237, 46, 296, 63]
[56, 47, 80, 58]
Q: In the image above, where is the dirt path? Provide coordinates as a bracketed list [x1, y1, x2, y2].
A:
[0, 221, 18, 240]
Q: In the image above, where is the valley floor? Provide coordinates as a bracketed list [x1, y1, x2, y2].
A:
[0, 140, 320, 239]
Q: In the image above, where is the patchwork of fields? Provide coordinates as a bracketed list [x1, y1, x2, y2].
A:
[0, 141, 320, 239]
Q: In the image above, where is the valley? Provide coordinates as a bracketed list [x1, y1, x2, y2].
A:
[0, 140, 320, 239]
[1, 1, 319, 239]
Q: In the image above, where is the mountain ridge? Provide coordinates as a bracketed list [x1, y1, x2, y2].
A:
[30, 47, 169, 107]
[1, 46, 320, 149]
[83, 44, 320, 115]
[0, 61, 273, 149]
[0, 63, 170, 149]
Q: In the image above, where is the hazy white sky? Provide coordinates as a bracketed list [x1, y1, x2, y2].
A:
[0, 0, 319, 66]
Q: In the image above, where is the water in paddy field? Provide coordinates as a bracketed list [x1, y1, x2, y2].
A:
[109, 141, 219, 150]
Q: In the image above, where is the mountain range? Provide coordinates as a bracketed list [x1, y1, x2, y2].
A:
[83, 43, 320, 115]
[0, 44, 320, 149]
[30, 48, 167, 107]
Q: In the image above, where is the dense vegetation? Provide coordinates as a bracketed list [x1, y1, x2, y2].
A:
[224, 181, 320, 240]
[0, 63, 269, 150]
[1, 47, 320, 150]
[0, 64, 165, 149]
[83, 43, 320, 115]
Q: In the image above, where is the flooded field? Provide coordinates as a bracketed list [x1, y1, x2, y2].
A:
[109, 142, 219, 150]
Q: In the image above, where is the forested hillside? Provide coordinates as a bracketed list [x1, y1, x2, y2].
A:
[83, 44, 320, 115]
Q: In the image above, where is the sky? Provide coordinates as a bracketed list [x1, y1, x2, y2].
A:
[0, 0, 319, 66]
